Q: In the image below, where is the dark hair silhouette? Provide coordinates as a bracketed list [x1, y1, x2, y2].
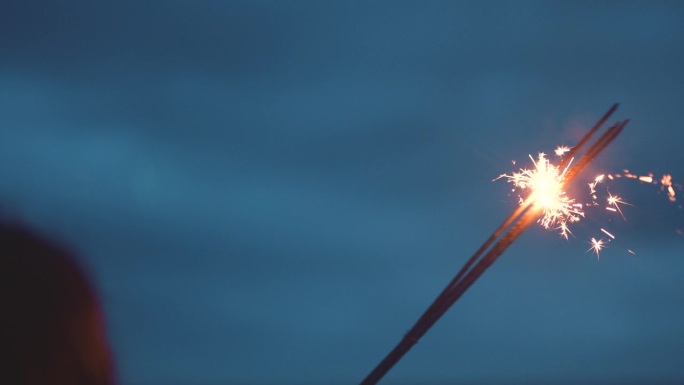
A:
[0, 222, 115, 384]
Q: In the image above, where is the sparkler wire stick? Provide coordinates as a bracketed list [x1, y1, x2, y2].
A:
[360, 106, 626, 385]
[565, 121, 627, 182]
[559, 103, 618, 168]
[358, 203, 534, 385]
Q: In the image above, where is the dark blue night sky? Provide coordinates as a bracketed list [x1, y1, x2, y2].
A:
[1, 1, 684, 384]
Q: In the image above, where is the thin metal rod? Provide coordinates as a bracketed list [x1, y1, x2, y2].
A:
[559, 103, 619, 168]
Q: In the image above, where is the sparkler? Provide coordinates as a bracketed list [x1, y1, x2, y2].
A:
[360, 104, 626, 385]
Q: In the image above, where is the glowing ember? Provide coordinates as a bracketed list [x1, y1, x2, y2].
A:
[501, 153, 583, 239]
[639, 175, 654, 183]
[607, 193, 631, 220]
[589, 174, 605, 196]
[588, 237, 605, 257]
[600, 228, 616, 239]
[661, 174, 676, 202]
[555, 145, 571, 157]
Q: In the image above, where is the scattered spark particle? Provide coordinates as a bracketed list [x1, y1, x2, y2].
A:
[606, 207, 617, 212]
[600, 228, 615, 239]
[639, 174, 653, 183]
[557, 222, 573, 240]
[661, 174, 676, 202]
[588, 237, 605, 258]
[610, 170, 677, 203]
[588, 174, 605, 194]
[668, 186, 676, 200]
[601, 228, 615, 239]
[627, 249, 636, 255]
[607, 193, 632, 220]
[555, 145, 571, 157]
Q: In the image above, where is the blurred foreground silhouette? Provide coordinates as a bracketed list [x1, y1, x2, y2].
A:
[0, 221, 115, 384]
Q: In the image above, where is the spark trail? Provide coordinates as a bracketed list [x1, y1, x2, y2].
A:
[360, 104, 625, 385]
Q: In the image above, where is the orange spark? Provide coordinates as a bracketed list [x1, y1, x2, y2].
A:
[588, 237, 605, 258]
[555, 145, 571, 157]
[607, 193, 632, 220]
[600, 228, 615, 239]
[589, 174, 605, 194]
[661, 174, 676, 202]
[639, 174, 654, 183]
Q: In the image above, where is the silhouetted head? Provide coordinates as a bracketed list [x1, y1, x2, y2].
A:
[0, 222, 115, 384]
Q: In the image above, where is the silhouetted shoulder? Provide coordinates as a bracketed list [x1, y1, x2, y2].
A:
[0, 221, 115, 385]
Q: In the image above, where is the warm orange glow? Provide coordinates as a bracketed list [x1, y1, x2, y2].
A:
[498, 142, 677, 257]
[502, 153, 582, 239]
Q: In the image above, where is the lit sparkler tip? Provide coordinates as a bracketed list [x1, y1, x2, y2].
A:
[501, 152, 582, 236]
